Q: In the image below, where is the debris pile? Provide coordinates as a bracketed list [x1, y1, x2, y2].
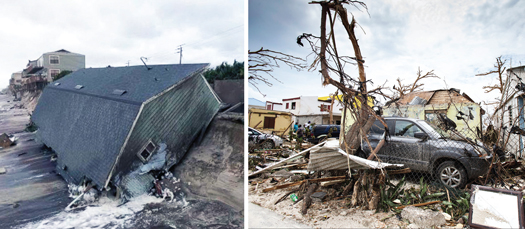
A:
[249, 139, 481, 228]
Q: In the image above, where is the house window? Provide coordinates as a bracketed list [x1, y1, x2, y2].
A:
[267, 104, 272, 110]
[291, 102, 296, 110]
[50, 55, 59, 64]
[263, 117, 276, 129]
[50, 69, 60, 78]
[320, 104, 330, 112]
[137, 140, 157, 162]
[286, 103, 289, 109]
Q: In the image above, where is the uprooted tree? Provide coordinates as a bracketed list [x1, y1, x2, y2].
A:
[298, 0, 387, 160]
[295, 0, 393, 211]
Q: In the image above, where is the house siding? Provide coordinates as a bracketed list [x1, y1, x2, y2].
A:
[112, 74, 220, 180]
[41, 52, 86, 82]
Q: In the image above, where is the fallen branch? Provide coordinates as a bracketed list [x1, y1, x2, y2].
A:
[302, 182, 319, 215]
[274, 189, 299, 205]
[395, 200, 441, 210]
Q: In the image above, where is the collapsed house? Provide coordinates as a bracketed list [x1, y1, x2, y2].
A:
[31, 64, 221, 197]
[382, 89, 484, 139]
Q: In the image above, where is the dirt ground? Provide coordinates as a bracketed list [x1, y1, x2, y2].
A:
[248, 180, 410, 228]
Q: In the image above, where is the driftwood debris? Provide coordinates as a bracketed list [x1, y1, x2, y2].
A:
[249, 141, 326, 177]
[301, 182, 319, 215]
[395, 200, 442, 210]
[262, 176, 346, 193]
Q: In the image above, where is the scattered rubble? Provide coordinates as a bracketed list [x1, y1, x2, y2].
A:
[401, 206, 446, 228]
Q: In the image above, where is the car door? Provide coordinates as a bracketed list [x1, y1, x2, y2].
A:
[390, 120, 430, 171]
[364, 120, 393, 160]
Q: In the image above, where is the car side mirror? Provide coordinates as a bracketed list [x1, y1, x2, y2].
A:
[414, 132, 428, 140]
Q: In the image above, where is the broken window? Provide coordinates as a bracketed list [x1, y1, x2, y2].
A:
[137, 140, 157, 162]
[291, 102, 296, 110]
[395, 121, 423, 138]
[425, 110, 447, 127]
[263, 117, 275, 129]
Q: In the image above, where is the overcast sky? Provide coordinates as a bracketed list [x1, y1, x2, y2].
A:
[249, 0, 525, 112]
[0, 0, 244, 89]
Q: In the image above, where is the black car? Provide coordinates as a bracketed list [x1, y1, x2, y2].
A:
[358, 117, 492, 188]
[307, 124, 341, 144]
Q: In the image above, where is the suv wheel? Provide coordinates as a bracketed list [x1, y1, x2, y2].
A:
[260, 140, 275, 149]
[436, 161, 467, 188]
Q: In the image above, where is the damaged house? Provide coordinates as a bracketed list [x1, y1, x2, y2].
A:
[31, 64, 221, 197]
[383, 89, 484, 139]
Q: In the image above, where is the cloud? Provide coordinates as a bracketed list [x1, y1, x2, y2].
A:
[248, 0, 525, 111]
[0, 0, 244, 89]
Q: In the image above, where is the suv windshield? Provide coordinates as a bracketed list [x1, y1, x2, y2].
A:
[417, 120, 450, 138]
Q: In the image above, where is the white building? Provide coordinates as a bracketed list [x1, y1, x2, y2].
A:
[496, 65, 525, 158]
[265, 101, 284, 111]
[281, 95, 343, 125]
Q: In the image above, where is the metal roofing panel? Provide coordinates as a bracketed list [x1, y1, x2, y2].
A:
[307, 139, 404, 171]
[51, 63, 208, 103]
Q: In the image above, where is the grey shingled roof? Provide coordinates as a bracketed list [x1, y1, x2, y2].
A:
[50, 63, 209, 104]
[32, 63, 209, 188]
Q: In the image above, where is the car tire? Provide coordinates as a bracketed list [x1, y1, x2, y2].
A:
[260, 140, 275, 149]
[436, 161, 467, 188]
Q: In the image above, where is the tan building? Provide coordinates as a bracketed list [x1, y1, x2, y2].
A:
[383, 89, 484, 138]
[248, 108, 293, 135]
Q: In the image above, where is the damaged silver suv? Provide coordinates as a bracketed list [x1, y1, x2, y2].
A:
[358, 117, 492, 188]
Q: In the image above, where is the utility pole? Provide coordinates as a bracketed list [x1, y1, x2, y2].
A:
[176, 44, 184, 64]
[126, 60, 130, 66]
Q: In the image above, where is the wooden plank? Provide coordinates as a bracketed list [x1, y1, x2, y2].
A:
[262, 176, 346, 192]
[395, 200, 441, 210]
[386, 168, 411, 175]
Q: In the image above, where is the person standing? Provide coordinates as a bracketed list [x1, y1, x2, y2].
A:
[297, 124, 304, 139]
[293, 122, 298, 132]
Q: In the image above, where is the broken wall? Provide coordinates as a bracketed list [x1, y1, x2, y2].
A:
[113, 74, 221, 188]
[382, 102, 482, 139]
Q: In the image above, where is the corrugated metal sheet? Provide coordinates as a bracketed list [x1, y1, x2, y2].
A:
[33, 88, 140, 187]
[308, 139, 404, 171]
[113, 74, 221, 180]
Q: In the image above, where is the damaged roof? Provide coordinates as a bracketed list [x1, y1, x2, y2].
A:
[396, 89, 476, 106]
[32, 64, 211, 188]
[47, 64, 209, 104]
